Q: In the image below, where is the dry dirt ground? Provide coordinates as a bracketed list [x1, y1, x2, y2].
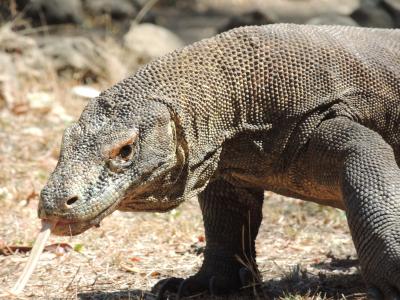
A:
[0, 80, 366, 299]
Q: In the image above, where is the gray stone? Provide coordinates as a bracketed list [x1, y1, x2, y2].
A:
[193, 0, 360, 23]
[383, 0, 400, 27]
[123, 23, 184, 69]
[83, 0, 137, 20]
[307, 14, 359, 26]
[218, 11, 275, 33]
[0, 25, 50, 79]
[20, 0, 83, 25]
[384, 0, 400, 10]
[0, 25, 51, 109]
[351, 3, 395, 28]
[361, 0, 383, 6]
[39, 36, 126, 82]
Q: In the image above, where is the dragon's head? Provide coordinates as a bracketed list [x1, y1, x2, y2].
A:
[38, 92, 187, 236]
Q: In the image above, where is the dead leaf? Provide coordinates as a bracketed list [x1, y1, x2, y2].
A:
[44, 243, 73, 256]
[0, 243, 73, 256]
[0, 245, 32, 256]
[11, 102, 29, 115]
[129, 256, 141, 262]
[119, 263, 142, 274]
[150, 271, 160, 277]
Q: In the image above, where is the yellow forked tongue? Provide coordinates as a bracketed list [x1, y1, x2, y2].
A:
[10, 221, 54, 294]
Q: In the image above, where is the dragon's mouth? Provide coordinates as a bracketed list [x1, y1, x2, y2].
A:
[41, 178, 134, 236]
[43, 166, 175, 236]
[51, 219, 93, 236]
[46, 196, 123, 236]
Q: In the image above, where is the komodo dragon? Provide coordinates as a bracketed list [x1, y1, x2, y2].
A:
[38, 24, 400, 299]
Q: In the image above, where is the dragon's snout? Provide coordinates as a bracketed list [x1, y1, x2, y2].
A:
[39, 183, 83, 218]
[37, 192, 96, 236]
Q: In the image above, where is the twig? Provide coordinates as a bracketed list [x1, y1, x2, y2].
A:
[65, 266, 81, 291]
[133, 0, 159, 25]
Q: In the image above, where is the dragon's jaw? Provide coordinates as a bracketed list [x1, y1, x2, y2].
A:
[43, 197, 121, 236]
[50, 219, 95, 236]
[40, 169, 181, 236]
[39, 178, 130, 236]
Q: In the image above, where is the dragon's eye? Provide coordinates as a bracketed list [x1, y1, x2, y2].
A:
[104, 130, 138, 163]
[119, 144, 133, 160]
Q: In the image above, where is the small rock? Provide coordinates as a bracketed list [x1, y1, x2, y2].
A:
[50, 103, 74, 123]
[123, 23, 184, 69]
[22, 127, 44, 137]
[72, 86, 101, 99]
[39, 36, 126, 82]
[26, 91, 53, 113]
[0, 187, 12, 202]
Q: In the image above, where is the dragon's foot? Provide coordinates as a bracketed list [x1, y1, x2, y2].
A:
[357, 230, 400, 300]
[364, 264, 400, 300]
[153, 267, 256, 299]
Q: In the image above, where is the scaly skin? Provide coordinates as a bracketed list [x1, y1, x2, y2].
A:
[38, 25, 400, 299]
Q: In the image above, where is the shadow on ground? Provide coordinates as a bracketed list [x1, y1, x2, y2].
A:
[78, 257, 366, 300]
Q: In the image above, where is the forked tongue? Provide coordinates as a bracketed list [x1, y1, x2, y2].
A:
[10, 220, 54, 294]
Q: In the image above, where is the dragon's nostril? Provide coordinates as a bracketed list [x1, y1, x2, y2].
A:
[65, 196, 79, 206]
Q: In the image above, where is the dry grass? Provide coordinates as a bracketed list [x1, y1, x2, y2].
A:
[0, 77, 366, 299]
